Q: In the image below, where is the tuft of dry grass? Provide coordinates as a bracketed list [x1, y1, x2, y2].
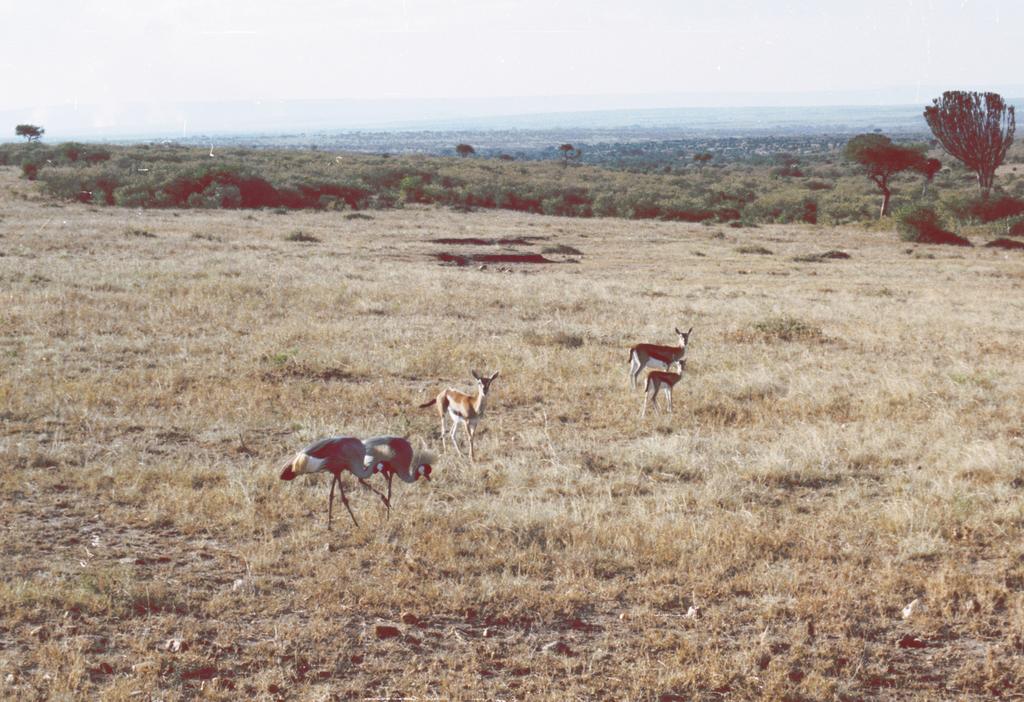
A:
[284, 229, 320, 243]
[2, 167, 1024, 699]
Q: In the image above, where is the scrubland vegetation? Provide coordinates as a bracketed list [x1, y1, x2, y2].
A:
[2, 151, 1024, 700]
[3, 133, 1024, 243]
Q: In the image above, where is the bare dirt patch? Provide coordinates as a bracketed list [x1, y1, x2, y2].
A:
[434, 251, 558, 265]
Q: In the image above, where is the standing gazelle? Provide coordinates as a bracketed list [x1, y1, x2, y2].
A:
[640, 361, 686, 417]
[628, 327, 692, 389]
[418, 370, 499, 462]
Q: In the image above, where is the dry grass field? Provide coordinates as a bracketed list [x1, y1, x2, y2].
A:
[2, 164, 1024, 701]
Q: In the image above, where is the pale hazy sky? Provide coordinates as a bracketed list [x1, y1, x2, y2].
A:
[2, 0, 1022, 110]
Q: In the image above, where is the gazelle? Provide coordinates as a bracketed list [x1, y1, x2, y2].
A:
[640, 361, 686, 417]
[628, 327, 692, 390]
[278, 436, 390, 528]
[418, 370, 499, 461]
[362, 436, 434, 511]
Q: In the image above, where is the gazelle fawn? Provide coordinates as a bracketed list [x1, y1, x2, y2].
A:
[640, 360, 686, 417]
[418, 370, 499, 461]
[629, 327, 692, 389]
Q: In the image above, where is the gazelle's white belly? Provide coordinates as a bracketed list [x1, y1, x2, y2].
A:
[446, 406, 470, 423]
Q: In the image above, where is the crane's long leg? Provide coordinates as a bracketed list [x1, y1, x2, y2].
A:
[358, 477, 390, 512]
[338, 480, 359, 527]
[327, 475, 337, 529]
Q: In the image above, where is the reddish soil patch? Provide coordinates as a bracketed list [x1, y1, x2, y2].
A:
[985, 238, 1024, 250]
[431, 237, 540, 246]
[435, 252, 470, 266]
[476, 253, 555, 264]
[434, 252, 556, 265]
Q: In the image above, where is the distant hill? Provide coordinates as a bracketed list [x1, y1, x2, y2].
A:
[399, 104, 937, 133]
[2, 91, 1021, 142]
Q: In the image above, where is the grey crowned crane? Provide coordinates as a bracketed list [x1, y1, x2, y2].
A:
[279, 436, 389, 528]
[362, 436, 433, 513]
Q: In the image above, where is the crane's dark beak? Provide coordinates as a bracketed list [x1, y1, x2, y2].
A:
[280, 462, 297, 480]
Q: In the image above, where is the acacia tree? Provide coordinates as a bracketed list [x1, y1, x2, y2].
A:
[15, 124, 44, 142]
[558, 143, 581, 166]
[923, 91, 1015, 196]
[845, 134, 927, 218]
[455, 143, 475, 158]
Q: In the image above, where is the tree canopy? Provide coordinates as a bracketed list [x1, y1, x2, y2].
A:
[15, 124, 44, 142]
[455, 143, 475, 158]
[558, 143, 581, 166]
[844, 134, 927, 218]
[923, 91, 1015, 196]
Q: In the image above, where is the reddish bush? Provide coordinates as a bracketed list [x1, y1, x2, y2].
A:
[898, 206, 972, 246]
[970, 196, 1024, 222]
[916, 228, 973, 246]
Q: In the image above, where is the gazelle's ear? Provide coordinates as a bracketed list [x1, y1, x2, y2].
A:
[490, 371, 500, 380]
[471, 370, 480, 380]
[674, 327, 681, 335]
[687, 327, 693, 335]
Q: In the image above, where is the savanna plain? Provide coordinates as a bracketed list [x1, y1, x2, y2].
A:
[2, 165, 1024, 701]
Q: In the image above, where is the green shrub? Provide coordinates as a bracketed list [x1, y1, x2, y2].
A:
[113, 184, 157, 208]
[743, 191, 817, 224]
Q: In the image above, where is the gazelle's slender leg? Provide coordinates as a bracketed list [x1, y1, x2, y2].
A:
[450, 419, 463, 456]
[468, 423, 476, 462]
[641, 388, 651, 417]
[439, 413, 447, 450]
[666, 386, 673, 413]
[630, 356, 641, 389]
